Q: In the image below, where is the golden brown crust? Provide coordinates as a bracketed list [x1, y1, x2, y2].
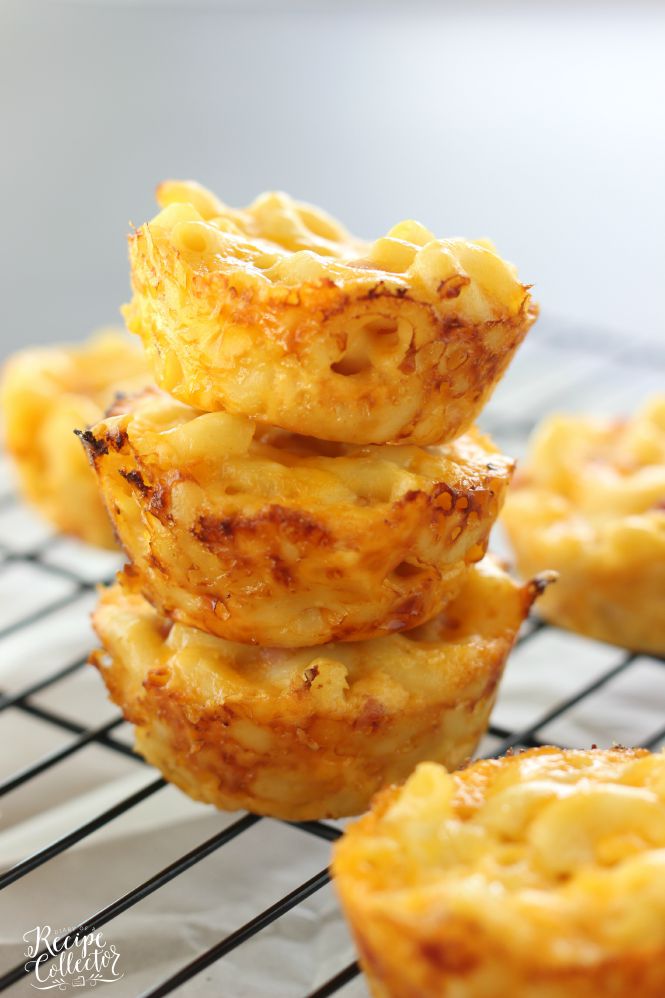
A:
[124, 181, 537, 445]
[349, 910, 665, 998]
[1, 330, 150, 548]
[503, 398, 665, 654]
[81, 388, 514, 646]
[333, 747, 665, 997]
[90, 558, 539, 821]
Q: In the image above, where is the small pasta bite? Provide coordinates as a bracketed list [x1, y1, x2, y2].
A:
[502, 397, 665, 654]
[333, 746, 665, 998]
[124, 180, 536, 445]
[90, 558, 542, 821]
[1, 330, 150, 548]
[79, 388, 514, 646]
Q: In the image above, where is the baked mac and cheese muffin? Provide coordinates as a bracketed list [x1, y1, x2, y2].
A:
[91, 558, 543, 821]
[80, 388, 514, 646]
[334, 746, 665, 998]
[502, 397, 665, 655]
[1, 330, 150, 548]
[125, 180, 536, 445]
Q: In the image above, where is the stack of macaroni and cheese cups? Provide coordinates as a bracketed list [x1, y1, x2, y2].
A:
[84, 181, 540, 821]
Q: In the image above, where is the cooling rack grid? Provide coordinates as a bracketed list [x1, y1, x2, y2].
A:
[0, 316, 663, 997]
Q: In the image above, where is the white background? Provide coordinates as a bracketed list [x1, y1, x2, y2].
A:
[1, 0, 664, 355]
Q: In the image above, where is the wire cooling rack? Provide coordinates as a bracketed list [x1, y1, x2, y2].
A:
[0, 316, 663, 997]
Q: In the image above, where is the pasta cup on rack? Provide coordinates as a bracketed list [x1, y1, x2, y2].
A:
[1, 330, 150, 549]
[79, 388, 513, 647]
[125, 180, 537, 445]
[333, 746, 665, 998]
[503, 397, 665, 655]
[91, 558, 544, 822]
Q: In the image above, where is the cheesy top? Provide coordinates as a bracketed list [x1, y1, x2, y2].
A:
[103, 388, 512, 514]
[145, 180, 526, 322]
[2, 330, 149, 469]
[348, 748, 665, 957]
[94, 555, 529, 720]
[522, 397, 665, 522]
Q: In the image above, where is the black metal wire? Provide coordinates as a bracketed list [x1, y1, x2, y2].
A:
[0, 655, 87, 712]
[10, 698, 140, 761]
[139, 869, 332, 998]
[307, 962, 360, 998]
[0, 777, 165, 891]
[287, 820, 343, 843]
[0, 587, 87, 643]
[0, 814, 261, 991]
[643, 723, 665, 750]
[490, 652, 637, 756]
[0, 716, 125, 796]
[0, 330, 662, 997]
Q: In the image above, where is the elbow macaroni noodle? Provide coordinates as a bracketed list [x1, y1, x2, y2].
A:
[124, 180, 537, 444]
[334, 746, 665, 997]
[503, 397, 665, 654]
[91, 558, 540, 821]
[80, 388, 513, 646]
[1, 330, 150, 548]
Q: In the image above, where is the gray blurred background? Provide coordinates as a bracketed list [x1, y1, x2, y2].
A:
[1, 0, 664, 358]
